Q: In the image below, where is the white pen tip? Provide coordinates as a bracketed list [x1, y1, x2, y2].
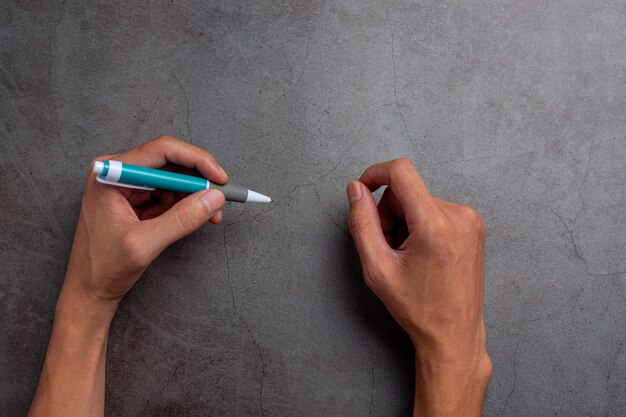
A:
[93, 161, 104, 175]
[246, 190, 272, 203]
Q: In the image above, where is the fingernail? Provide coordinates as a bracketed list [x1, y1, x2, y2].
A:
[218, 165, 228, 179]
[200, 189, 224, 214]
[346, 181, 362, 204]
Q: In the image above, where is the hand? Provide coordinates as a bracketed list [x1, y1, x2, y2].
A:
[63, 135, 227, 313]
[28, 136, 227, 417]
[346, 159, 492, 417]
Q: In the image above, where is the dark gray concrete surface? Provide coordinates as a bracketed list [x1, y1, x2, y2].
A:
[1, 1, 625, 416]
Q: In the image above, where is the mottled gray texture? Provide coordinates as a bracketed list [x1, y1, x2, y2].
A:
[1, 1, 625, 416]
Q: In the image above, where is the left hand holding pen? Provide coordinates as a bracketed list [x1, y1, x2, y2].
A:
[62, 135, 228, 314]
[29, 135, 228, 417]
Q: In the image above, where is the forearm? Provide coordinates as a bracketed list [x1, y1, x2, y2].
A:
[28, 279, 117, 417]
[412, 350, 492, 417]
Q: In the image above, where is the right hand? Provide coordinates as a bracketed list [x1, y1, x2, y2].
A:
[346, 159, 491, 416]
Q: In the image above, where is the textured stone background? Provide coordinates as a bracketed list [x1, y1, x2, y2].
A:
[1, 1, 625, 416]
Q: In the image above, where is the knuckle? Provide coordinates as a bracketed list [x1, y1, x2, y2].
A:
[391, 158, 415, 174]
[155, 134, 174, 144]
[363, 272, 386, 293]
[459, 204, 480, 222]
[458, 204, 486, 232]
[135, 141, 150, 155]
[120, 233, 148, 268]
[363, 263, 391, 293]
[363, 257, 403, 295]
[428, 215, 457, 254]
[431, 214, 454, 235]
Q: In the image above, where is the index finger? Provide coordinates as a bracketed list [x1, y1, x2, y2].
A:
[116, 135, 228, 184]
[359, 158, 436, 230]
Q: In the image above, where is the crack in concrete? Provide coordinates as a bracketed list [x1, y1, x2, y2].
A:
[49, 0, 68, 158]
[311, 9, 415, 182]
[241, 182, 316, 222]
[550, 208, 625, 276]
[0, 63, 20, 106]
[320, 101, 395, 179]
[222, 225, 236, 309]
[546, 126, 626, 277]
[386, 8, 413, 151]
[313, 185, 346, 232]
[183, 326, 191, 386]
[368, 361, 375, 416]
[503, 157, 544, 183]
[484, 320, 519, 336]
[0, 134, 67, 243]
[570, 123, 597, 220]
[578, 123, 597, 194]
[603, 340, 625, 414]
[239, 312, 266, 417]
[140, 359, 187, 413]
[500, 330, 521, 417]
[221, 223, 266, 416]
[168, 64, 193, 144]
[523, 288, 584, 323]
[261, 41, 309, 115]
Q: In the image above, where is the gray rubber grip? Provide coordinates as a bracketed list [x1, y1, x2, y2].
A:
[209, 183, 249, 203]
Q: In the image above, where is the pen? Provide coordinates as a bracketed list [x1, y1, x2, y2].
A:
[93, 160, 272, 203]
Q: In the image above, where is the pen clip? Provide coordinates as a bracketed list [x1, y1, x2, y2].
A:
[96, 175, 156, 191]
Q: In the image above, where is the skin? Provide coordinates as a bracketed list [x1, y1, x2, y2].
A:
[28, 136, 227, 417]
[346, 158, 492, 417]
[28, 137, 490, 416]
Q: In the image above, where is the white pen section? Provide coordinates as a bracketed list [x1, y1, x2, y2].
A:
[106, 161, 123, 181]
[205, 181, 271, 203]
[93, 161, 104, 175]
[246, 190, 272, 203]
[92, 160, 122, 181]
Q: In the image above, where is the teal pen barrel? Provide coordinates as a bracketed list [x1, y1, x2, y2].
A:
[119, 163, 207, 193]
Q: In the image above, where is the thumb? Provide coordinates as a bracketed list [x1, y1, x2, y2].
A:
[347, 181, 391, 268]
[138, 189, 225, 254]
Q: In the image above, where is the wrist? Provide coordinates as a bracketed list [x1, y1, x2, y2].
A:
[50, 293, 113, 358]
[57, 271, 119, 326]
[413, 349, 492, 417]
[43, 281, 115, 375]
